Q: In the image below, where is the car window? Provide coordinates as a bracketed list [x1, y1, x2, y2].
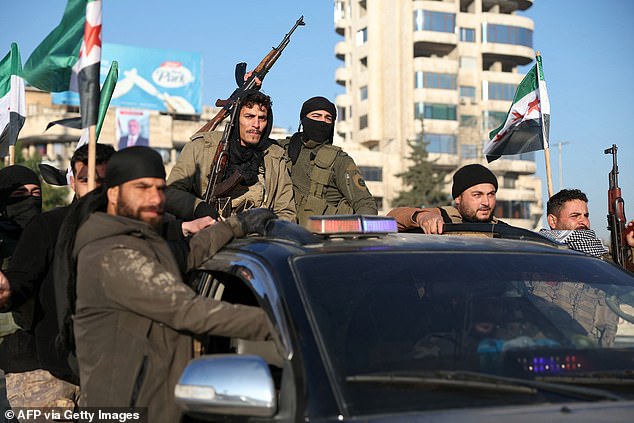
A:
[293, 251, 634, 414]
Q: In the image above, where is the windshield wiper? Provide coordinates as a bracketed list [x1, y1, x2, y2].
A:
[538, 370, 634, 386]
[346, 370, 623, 401]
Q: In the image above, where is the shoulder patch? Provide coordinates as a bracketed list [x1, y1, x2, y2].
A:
[352, 173, 367, 189]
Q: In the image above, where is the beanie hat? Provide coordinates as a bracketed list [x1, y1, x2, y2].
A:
[300, 96, 337, 120]
[452, 164, 498, 199]
[106, 146, 165, 188]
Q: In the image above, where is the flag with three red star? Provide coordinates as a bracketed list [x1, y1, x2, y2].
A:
[483, 55, 550, 163]
[22, 0, 101, 129]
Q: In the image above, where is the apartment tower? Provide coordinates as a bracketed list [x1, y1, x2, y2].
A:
[333, 0, 542, 228]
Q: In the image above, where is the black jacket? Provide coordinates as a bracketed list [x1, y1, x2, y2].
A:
[3, 207, 70, 378]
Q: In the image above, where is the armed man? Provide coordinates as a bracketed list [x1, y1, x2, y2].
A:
[166, 89, 296, 221]
[281, 96, 377, 225]
[539, 188, 634, 262]
[388, 163, 503, 233]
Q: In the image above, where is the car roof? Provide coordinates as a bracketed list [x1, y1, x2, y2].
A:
[224, 219, 584, 258]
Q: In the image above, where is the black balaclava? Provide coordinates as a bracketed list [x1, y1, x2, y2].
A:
[0, 165, 42, 229]
[226, 89, 273, 186]
[299, 96, 337, 145]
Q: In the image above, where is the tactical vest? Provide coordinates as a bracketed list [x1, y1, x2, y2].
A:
[294, 144, 353, 225]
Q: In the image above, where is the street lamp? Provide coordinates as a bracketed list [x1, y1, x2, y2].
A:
[553, 141, 571, 191]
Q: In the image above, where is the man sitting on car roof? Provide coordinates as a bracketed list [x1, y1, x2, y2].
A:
[388, 164, 504, 234]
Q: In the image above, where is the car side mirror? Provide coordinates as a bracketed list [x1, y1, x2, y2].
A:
[175, 354, 276, 418]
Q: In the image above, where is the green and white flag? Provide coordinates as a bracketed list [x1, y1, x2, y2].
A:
[23, 0, 101, 129]
[484, 55, 550, 162]
[0, 43, 26, 159]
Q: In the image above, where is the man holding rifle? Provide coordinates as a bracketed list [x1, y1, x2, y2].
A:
[165, 89, 296, 221]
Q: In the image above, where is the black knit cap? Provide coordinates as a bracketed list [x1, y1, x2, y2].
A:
[452, 164, 498, 199]
[105, 146, 165, 188]
[300, 96, 337, 120]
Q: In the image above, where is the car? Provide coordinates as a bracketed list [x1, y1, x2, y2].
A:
[175, 215, 634, 422]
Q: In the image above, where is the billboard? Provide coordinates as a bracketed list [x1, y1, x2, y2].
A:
[52, 43, 202, 115]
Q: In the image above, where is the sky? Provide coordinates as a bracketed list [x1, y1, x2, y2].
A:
[1, 0, 633, 240]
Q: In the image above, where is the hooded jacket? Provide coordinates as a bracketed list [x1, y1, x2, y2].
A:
[73, 212, 271, 422]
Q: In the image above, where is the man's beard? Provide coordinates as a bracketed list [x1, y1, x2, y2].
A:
[459, 206, 493, 223]
[116, 196, 163, 229]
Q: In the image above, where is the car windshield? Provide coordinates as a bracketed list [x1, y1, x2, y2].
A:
[293, 250, 634, 415]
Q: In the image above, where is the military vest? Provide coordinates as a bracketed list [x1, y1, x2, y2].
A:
[291, 144, 353, 225]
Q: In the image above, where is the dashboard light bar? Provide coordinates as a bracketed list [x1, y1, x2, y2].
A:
[307, 215, 397, 235]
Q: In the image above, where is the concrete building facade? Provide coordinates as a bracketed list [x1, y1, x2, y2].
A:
[333, 0, 542, 228]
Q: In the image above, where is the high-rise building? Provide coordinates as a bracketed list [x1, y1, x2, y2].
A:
[333, 0, 542, 228]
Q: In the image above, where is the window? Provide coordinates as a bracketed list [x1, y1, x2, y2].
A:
[495, 200, 532, 219]
[459, 56, 477, 70]
[359, 56, 368, 70]
[414, 10, 455, 33]
[356, 27, 368, 45]
[503, 173, 518, 189]
[483, 110, 508, 129]
[488, 82, 517, 101]
[422, 133, 457, 154]
[460, 144, 478, 159]
[416, 72, 457, 90]
[484, 23, 533, 47]
[338, 106, 347, 121]
[460, 85, 476, 99]
[460, 114, 477, 127]
[359, 166, 382, 182]
[415, 103, 457, 120]
[460, 27, 475, 42]
[359, 85, 368, 101]
[359, 114, 368, 129]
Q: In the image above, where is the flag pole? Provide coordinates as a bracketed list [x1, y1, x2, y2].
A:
[543, 146, 554, 198]
[8, 145, 14, 166]
[535, 51, 553, 198]
[87, 125, 96, 191]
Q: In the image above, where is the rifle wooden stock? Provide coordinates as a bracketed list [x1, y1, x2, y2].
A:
[197, 107, 229, 134]
[605, 144, 632, 270]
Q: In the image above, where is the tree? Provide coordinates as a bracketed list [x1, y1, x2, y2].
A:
[391, 138, 449, 208]
[2, 142, 70, 211]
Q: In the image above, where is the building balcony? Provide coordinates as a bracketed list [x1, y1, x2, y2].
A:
[334, 16, 349, 36]
[489, 157, 537, 175]
[336, 119, 351, 134]
[481, 43, 534, 67]
[482, 0, 534, 13]
[335, 66, 350, 86]
[335, 93, 352, 108]
[335, 41, 349, 61]
[413, 31, 457, 57]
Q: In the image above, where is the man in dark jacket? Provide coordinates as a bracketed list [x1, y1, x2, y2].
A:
[0, 165, 42, 412]
[70, 146, 276, 422]
[388, 163, 502, 233]
[282, 96, 377, 225]
[0, 144, 114, 410]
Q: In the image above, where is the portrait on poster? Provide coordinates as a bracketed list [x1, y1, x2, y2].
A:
[116, 109, 150, 150]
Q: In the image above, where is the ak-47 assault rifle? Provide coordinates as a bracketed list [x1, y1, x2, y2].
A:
[200, 16, 305, 214]
[604, 144, 633, 270]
